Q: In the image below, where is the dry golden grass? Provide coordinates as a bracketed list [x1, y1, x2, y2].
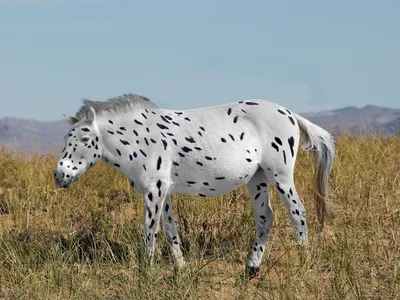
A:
[0, 135, 399, 299]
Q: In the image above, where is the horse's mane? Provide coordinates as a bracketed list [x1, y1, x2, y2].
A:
[74, 93, 158, 121]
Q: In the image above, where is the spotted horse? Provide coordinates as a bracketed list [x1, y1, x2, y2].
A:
[54, 94, 335, 276]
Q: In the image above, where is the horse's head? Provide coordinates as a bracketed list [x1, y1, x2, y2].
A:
[54, 105, 102, 188]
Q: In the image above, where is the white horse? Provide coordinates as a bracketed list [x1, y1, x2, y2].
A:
[54, 94, 335, 276]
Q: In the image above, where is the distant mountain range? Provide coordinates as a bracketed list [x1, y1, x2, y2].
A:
[301, 105, 400, 137]
[0, 104, 399, 154]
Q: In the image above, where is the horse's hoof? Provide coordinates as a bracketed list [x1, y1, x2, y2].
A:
[176, 257, 186, 269]
[247, 266, 260, 278]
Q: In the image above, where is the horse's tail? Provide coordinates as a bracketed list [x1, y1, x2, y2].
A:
[294, 113, 335, 231]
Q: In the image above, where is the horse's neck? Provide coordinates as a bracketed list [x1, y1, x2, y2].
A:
[96, 110, 149, 167]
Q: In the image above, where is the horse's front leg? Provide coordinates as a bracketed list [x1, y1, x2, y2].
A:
[143, 178, 170, 263]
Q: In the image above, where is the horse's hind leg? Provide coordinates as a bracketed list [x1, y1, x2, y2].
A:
[162, 196, 185, 268]
[270, 167, 308, 244]
[246, 168, 273, 276]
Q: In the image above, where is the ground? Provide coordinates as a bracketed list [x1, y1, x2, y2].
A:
[0, 135, 399, 299]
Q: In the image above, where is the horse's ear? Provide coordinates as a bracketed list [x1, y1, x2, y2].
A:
[64, 114, 79, 126]
[85, 105, 96, 123]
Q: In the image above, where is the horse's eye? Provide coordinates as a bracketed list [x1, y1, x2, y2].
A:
[81, 137, 90, 143]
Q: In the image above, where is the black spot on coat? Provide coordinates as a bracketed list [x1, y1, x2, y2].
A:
[120, 139, 130, 146]
[288, 137, 295, 157]
[271, 142, 279, 152]
[147, 206, 152, 219]
[161, 139, 167, 150]
[149, 219, 155, 229]
[181, 146, 192, 153]
[157, 123, 169, 130]
[274, 137, 282, 146]
[140, 150, 147, 157]
[161, 115, 170, 123]
[185, 137, 196, 143]
[157, 156, 162, 170]
[276, 183, 285, 194]
[277, 109, 286, 115]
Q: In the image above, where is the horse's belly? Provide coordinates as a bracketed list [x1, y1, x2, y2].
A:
[170, 156, 260, 196]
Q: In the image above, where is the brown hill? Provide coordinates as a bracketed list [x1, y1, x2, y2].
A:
[301, 105, 400, 136]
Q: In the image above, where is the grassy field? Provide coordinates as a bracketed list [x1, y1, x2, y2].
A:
[0, 135, 399, 299]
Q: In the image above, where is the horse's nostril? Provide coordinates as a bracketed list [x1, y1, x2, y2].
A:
[59, 161, 63, 166]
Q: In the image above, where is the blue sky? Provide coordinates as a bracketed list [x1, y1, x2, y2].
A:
[0, 0, 399, 120]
